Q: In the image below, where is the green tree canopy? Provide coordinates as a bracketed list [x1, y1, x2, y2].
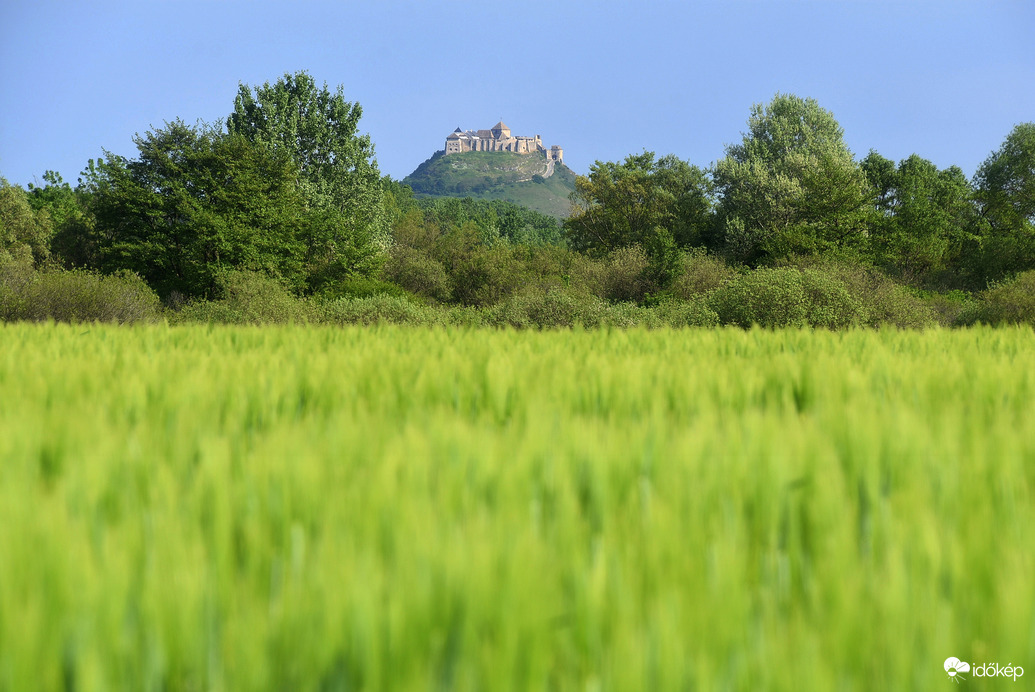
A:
[969, 123, 1035, 280]
[0, 177, 52, 267]
[861, 152, 978, 284]
[227, 71, 390, 255]
[564, 152, 712, 256]
[713, 94, 872, 264]
[85, 120, 310, 298]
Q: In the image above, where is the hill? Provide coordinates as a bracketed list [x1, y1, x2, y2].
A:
[401, 150, 577, 219]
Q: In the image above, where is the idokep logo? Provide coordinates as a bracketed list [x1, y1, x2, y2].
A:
[944, 656, 1025, 683]
[945, 658, 970, 682]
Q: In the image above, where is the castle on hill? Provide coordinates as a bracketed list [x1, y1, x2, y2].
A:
[445, 121, 563, 163]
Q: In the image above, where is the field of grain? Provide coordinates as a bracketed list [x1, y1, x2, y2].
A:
[1, 323, 1032, 691]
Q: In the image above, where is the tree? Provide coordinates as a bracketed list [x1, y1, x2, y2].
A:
[26, 171, 98, 268]
[565, 152, 712, 255]
[0, 176, 52, 267]
[713, 94, 872, 264]
[227, 71, 389, 289]
[86, 120, 311, 298]
[969, 123, 1035, 280]
[861, 152, 978, 284]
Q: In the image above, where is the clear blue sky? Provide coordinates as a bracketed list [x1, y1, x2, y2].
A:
[1, 0, 1032, 187]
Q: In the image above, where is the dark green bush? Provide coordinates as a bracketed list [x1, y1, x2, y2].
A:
[2, 266, 162, 323]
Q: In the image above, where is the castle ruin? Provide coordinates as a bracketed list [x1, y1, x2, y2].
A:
[445, 121, 563, 163]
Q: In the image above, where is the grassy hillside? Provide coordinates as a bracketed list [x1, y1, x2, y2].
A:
[402, 150, 577, 219]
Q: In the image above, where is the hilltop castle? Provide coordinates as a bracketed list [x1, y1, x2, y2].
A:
[445, 121, 563, 163]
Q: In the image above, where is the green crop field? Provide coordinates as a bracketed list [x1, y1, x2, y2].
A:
[1, 323, 1032, 691]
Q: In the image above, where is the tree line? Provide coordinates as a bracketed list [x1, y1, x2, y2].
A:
[2, 75, 1034, 327]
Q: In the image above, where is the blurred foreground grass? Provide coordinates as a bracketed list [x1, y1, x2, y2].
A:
[0, 323, 1032, 691]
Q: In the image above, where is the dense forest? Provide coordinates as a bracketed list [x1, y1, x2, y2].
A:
[2, 71, 1034, 328]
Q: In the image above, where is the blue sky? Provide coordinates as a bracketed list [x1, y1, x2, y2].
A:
[1, 0, 1032, 187]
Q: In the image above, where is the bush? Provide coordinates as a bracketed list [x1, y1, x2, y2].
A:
[957, 270, 1035, 326]
[382, 246, 451, 302]
[709, 268, 809, 328]
[486, 288, 610, 329]
[668, 250, 738, 299]
[778, 257, 937, 328]
[650, 297, 721, 328]
[601, 246, 651, 302]
[1, 265, 162, 323]
[799, 269, 865, 329]
[175, 271, 313, 325]
[318, 295, 444, 326]
[708, 267, 864, 329]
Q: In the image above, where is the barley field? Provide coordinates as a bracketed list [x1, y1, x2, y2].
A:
[1, 323, 1032, 691]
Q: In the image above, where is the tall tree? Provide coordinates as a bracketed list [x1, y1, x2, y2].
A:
[86, 121, 310, 298]
[970, 123, 1035, 281]
[862, 152, 978, 284]
[227, 71, 389, 290]
[565, 152, 712, 255]
[713, 94, 872, 264]
[0, 177, 52, 267]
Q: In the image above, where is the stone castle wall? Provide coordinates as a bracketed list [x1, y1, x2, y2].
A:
[445, 121, 562, 163]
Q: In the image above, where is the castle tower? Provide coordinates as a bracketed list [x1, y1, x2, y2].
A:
[490, 121, 511, 140]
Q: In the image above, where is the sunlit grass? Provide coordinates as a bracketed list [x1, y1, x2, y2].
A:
[1, 323, 1032, 690]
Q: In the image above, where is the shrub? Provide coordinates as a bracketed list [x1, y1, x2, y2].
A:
[3, 268, 162, 323]
[175, 271, 313, 325]
[778, 257, 936, 328]
[601, 246, 651, 303]
[486, 288, 610, 329]
[668, 250, 738, 299]
[957, 270, 1035, 326]
[709, 268, 809, 328]
[650, 297, 721, 328]
[318, 295, 443, 326]
[382, 246, 451, 302]
[708, 267, 864, 329]
[799, 269, 865, 329]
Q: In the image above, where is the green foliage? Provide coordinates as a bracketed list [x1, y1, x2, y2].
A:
[86, 121, 311, 298]
[26, 171, 98, 269]
[0, 177, 53, 267]
[0, 261, 161, 323]
[713, 94, 872, 263]
[778, 257, 937, 329]
[565, 151, 712, 255]
[708, 267, 864, 328]
[175, 270, 315, 325]
[861, 152, 978, 285]
[318, 294, 450, 326]
[382, 245, 452, 302]
[968, 122, 1035, 281]
[227, 71, 389, 249]
[957, 270, 1035, 325]
[666, 249, 738, 300]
